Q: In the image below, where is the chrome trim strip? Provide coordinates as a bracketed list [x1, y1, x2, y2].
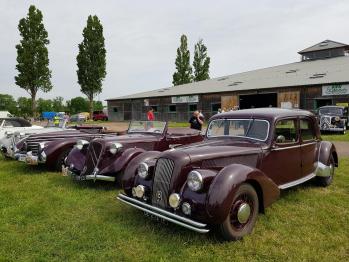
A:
[85, 174, 115, 182]
[278, 173, 316, 189]
[117, 193, 209, 233]
[272, 144, 300, 151]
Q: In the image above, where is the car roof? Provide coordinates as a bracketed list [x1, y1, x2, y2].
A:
[319, 105, 344, 109]
[210, 108, 314, 121]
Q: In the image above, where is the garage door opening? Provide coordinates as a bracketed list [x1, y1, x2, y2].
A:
[239, 93, 277, 109]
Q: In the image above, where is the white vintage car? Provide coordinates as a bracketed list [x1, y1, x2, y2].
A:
[0, 118, 68, 158]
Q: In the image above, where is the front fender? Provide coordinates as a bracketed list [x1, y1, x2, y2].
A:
[100, 147, 145, 174]
[122, 151, 162, 196]
[44, 140, 76, 167]
[206, 164, 280, 223]
[318, 141, 338, 167]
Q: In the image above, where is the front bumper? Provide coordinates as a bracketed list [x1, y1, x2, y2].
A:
[15, 152, 45, 165]
[117, 193, 210, 234]
[65, 166, 115, 182]
[320, 126, 345, 132]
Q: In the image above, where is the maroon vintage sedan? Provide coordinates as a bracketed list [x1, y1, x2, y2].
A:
[64, 121, 203, 183]
[118, 108, 338, 241]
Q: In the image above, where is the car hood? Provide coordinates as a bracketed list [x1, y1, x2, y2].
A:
[161, 138, 263, 166]
[101, 133, 159, 145]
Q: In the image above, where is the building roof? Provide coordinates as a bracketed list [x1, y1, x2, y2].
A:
[298, 40, 349, 54]
[107, 55, 349, 101]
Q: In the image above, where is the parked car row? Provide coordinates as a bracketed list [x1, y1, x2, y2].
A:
[0, 108, 338, 241]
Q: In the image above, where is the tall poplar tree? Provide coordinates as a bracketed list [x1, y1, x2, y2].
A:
[76, 15, 106, 118]
[172, 34, 192, 86]
[15, 5, 52, 117]
[193, 39, 210, 82]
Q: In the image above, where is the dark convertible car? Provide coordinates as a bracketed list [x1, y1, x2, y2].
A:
[118, 108, 337, 241]
[63, 121, 203, 183]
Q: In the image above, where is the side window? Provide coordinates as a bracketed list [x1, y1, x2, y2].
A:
[274, 119, 298, 144]
[3, 120, 14, 127]
[300, 119, 316, 141]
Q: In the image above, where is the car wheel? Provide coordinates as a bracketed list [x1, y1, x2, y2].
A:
[54, 148, 72, 172]
[218, 183, 259, 241]
[317, 155, 335, 187]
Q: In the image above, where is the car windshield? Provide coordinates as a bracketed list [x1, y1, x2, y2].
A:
[128, 121, 166, 134]
[207, 119, 269, 141]
[319, 107, 343, 115]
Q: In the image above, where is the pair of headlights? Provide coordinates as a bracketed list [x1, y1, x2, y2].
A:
[137, 162, 203, 192]
[76, 139, 123, 155]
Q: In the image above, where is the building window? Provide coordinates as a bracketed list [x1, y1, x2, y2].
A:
[189, 104, 197, 112]
[113, 107, 118, 113]
[169, 105, 177, 112]
[211, 103, 221, 112]
[150, 106, 158, 112]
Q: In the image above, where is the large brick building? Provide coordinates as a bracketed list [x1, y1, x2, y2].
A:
[106, 40, 349, 122]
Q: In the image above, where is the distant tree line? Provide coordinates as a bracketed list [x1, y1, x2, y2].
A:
[0, 94, 103, 117]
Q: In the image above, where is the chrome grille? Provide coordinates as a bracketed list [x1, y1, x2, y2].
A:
[26, 140, 39, 156]
[82, 141, 103, 176]
[320, 116, 331, 129]
[151, 158, 175, 209]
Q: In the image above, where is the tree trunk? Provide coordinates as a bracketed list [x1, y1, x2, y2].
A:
[31, 92, 36, 118]
[89, 97, 93, 120]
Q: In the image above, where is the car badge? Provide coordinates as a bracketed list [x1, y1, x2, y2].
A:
[156, 190, 163, 201]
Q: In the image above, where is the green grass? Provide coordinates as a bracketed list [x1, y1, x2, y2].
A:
[321, 131, 349, 142]
[0, 159, 348, 261]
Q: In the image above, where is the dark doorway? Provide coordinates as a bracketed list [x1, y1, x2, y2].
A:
[239, 93, 277, 109]
[315, 99, 332, 108]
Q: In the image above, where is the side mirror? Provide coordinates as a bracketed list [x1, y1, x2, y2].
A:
[276, 135, 286, 144]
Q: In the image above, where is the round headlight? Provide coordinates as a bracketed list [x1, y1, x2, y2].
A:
[109, 142, 123, 154]
[134, 185, 145, 198]
[187, 170, 203, 192]
[138, 162, 149, 179]
[182, 202, 191, 215]
[169, 193, 181, 209]
[76, 139, 89, 150]
[335, 116, 340, 122]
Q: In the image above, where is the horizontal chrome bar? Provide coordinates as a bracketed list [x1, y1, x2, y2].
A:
[117, 193, 209, 233]
[85, 174, 115, 182]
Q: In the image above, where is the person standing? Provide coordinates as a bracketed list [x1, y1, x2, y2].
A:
[189, 111, 204, 131]
[147, 107, 155, 121]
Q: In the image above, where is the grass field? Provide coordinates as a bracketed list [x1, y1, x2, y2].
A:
[0, 158, 348, 261]
[321, 131, 349, 142]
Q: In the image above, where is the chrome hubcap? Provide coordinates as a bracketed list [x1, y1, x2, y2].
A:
[237, 203, 251, 224]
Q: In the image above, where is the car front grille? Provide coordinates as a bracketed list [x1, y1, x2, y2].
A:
[82, 141, 103, 176]
[151, 158, 175, 209]
[26, 139, 39, 156]
[320, 116, 331, 129]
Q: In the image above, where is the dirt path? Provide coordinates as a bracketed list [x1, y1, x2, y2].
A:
[333, 142, 349, 157]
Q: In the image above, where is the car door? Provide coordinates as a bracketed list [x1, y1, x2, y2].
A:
[299, 117, 318, 177]
[260, 118, 301, 187]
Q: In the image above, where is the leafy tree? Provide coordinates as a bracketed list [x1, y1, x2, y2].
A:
[52, 96, 65, 112]
[17, 97, 32, 117]
[76, 15, 106, 119]
[172, 34, 192, 86]
[15, 5, 52, 117]
[37, 98, 53, 114]
[193, 39, 210, 82]
[67, 96, 89, 114]
[93, 101, 104, 111]
[0, 94, 18, 115]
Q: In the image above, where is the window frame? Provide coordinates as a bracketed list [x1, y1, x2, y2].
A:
[273, 117, 299, 146]
[299, 117, 317, 143]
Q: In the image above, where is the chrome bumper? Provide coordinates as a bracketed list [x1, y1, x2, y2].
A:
[15, 152, 45, 165]
[65, 166, 115, 182]
[117, 193, 210, 234]
[320, 127, 345, 132]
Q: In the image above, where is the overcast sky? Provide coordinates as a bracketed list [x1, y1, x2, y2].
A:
[1, 0, 349, 103]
